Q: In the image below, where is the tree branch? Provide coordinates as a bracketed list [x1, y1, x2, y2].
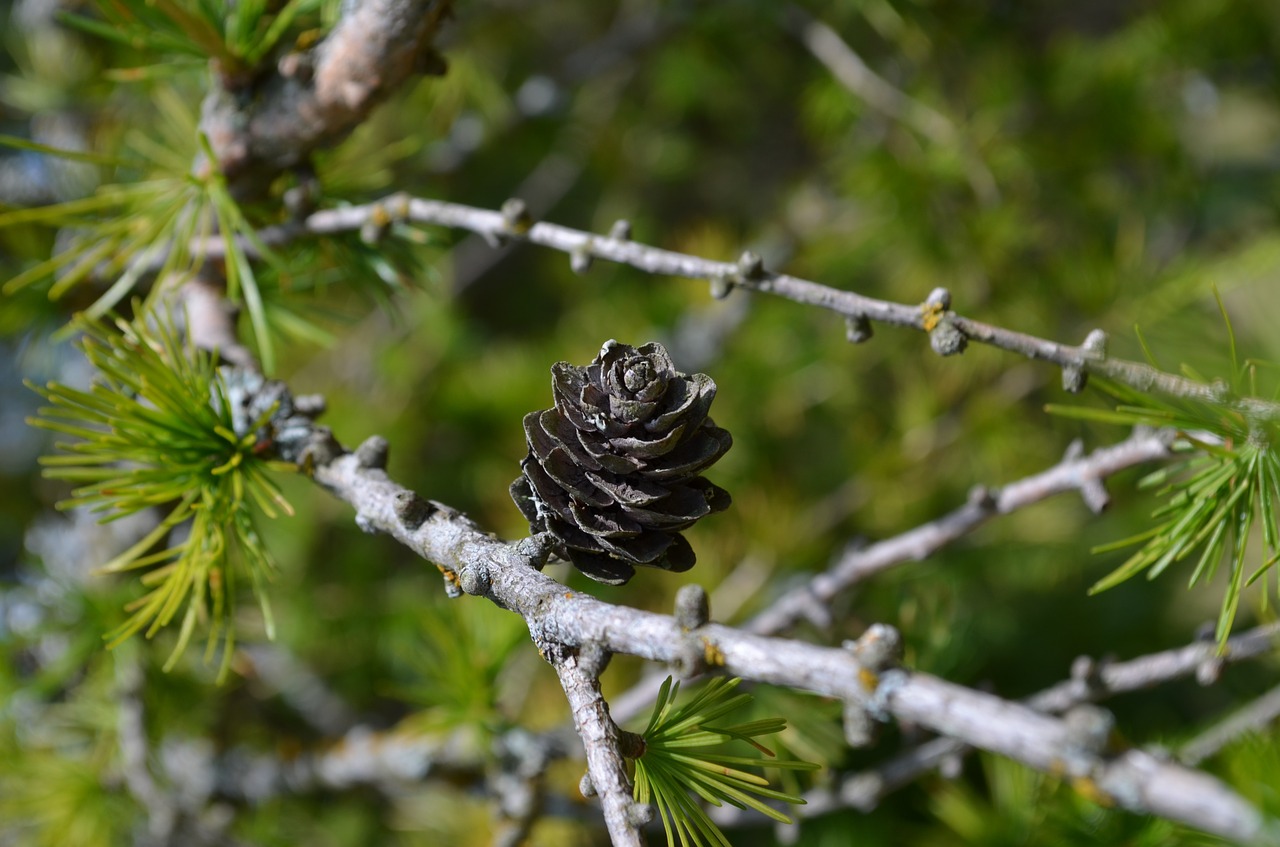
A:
[552, 647, 645, 847]
[784, 621, 1280, 817]
[181, 196, 1280, 420]
[258, 388, 1273, 843]
[1181, 682, 1280, 766]
[746, 428, 1175, 635]
[198, 0, 452, 194]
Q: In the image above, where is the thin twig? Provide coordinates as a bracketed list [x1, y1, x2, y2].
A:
[272, 397, 1273, 843]
[792, 621, 1280, 817]
[173, 196, 1280, 421]
[552, 649, 645, 847]
[781, 5, 999, 206]
[1182, 682, 1280, 766]
[745, 428, 1176, 635]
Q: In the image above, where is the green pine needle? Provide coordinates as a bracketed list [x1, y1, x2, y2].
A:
[1049, 358, 1280, 646]
[632, 677, 820, 847]
[27, 309, 294, 680]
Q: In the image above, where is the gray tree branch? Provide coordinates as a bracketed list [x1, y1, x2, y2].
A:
[745, 428, 1176, 635]
[260, 395, 1274, 843]
[176, 195, 1280, 420]
[552, 648, 645, 847]
[197, 0, 452, 195]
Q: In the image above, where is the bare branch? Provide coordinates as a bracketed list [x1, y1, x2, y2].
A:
[178, 197, 1280, 420]
[746, 428, 1176, 635]
[1182, 682, 1280, 766]
[879, 673, 1266, 842]
[265, 389, 1272, 842]
[552, 648, 645, 847]
[788, 621, 1280, 817]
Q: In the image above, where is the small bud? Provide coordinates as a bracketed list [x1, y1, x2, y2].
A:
[1064, 704, 1115, 754]
[299, 427, 342, 467]
[501, 197, 532, 234]
[1062, 365, 1087, 394]
[394, 490, 434, 530]
[609, 219, 632, 240]
[845, 314, 873, 344]
[1082, 329, 1108, 358]
[737, 250, 764, 280]
[579, 772, 596, 798]
[843, 701, 878, 748]
[354, 435, 389, 470]
[674, 584, 710, 630]
[293, 394, 326, 417]
[925, 287, 952, 311]
[570, 245, 593, 275]
[848, 623, 903, 670]
[967, 484, 997, 509]
[929, 315, 968, 357]
[709, 274, 734, 300]
[1196, 656, 1224, 686]
[459, 562, 492, 596]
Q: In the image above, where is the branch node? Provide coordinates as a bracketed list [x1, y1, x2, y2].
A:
[967, 484, 998, 510]
[843, 699, 880, 748]
[709, 272, 735, 300]
[570, 243, 594, 275]
[293, 393, 327, 417]
[299, 426, 343, 468]
[354, 435, 390, 470]
[848, 623, 904, 671]
[354, 512, 379, 534]
[442, 568, 464, 599]
[579, 771, 596, 798]
[1070, 654, 1108, 694]
[609, 219, 632, 241]
[1063, 438, 1085, 462]
[929, 314, 969, 357]
[360, 202, 393, 245]
[626, 802, 654, 827]
[845, 313, 874, 344]
[459, 561, 492, 596]
[674, 584, 710, 631]
[1080, 478, 1110, 514]
[737, 249, 765, 280]
[1062, 364, 1088, 394]
[501, 197, 533, 235]
[925, 287, 952, 312]
[578, 641, 613, 679]
[672, 637, 708, 679]
[393, 490, 434, 530]
[1083, 329, 1109, 358]
[1197, 655, 1225, 687]
[514, 533, 557, 570]
[1063, 704, 1116, 755]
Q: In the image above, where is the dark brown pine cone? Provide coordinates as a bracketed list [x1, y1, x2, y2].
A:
[510, 340, 732, 584]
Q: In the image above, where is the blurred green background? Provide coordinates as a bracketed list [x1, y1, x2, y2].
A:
[3, 0, 1280, 844]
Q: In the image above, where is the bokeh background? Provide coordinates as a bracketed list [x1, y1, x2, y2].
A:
[3, 1, 1280, 844]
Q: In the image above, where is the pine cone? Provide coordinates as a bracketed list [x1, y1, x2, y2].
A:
[511, 340, 732, 584]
